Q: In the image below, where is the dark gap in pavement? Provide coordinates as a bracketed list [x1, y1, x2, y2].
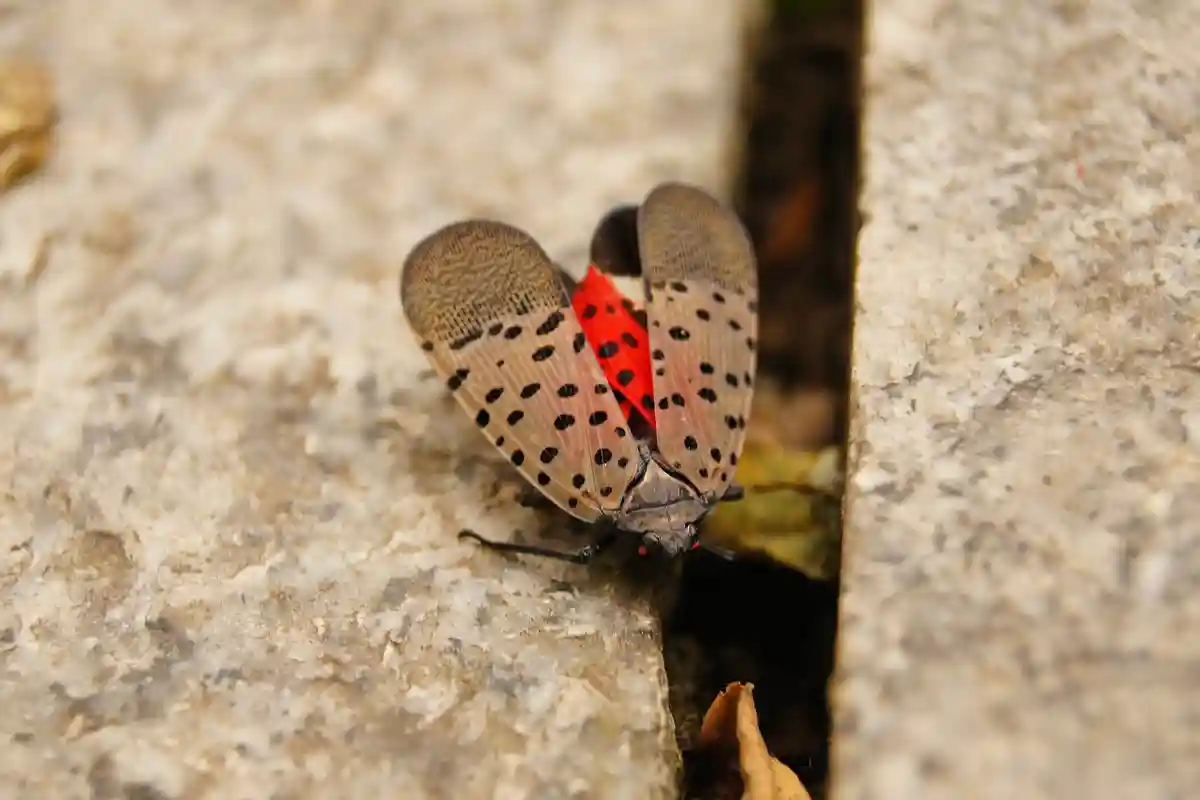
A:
[665, 1, 863, 797]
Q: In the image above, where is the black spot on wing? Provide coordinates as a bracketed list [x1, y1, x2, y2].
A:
[449, 328, 483, 351]
[535, 310, 565, 335]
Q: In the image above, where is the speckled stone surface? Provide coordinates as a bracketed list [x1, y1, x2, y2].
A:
[834, 1, 1199, 798]
[0, 2, 747, 797]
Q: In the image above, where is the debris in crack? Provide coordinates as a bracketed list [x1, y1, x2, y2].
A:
[0, 61, 55, 191]
[695, 682, 814, 800]
[702, 381, 844, 580]
[668, 551, 836, 799]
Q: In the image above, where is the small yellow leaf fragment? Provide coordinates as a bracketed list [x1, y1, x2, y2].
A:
[704, 442, 843, 580]
[699, 682, 813, 800]
[0, 60, 56, 191]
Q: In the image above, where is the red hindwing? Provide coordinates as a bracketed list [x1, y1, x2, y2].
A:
[570, 266, 656, 429]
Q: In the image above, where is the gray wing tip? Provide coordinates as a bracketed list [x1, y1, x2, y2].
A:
[636, 181, 757, 287]
[399, 218, 547, 324]
[639, 182, 747, 235]
[401, 220, 520, 286]
[643, 181, 722, 208]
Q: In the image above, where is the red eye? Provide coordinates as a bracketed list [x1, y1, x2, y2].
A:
[637, 545, 648, 556]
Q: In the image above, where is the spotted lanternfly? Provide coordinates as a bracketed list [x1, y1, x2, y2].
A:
[400, 182, 757, 562]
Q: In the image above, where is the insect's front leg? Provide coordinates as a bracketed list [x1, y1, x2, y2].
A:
[458, 528, 620, 565]
[720, 482, 746, 503]
[697, 540, 739, 561]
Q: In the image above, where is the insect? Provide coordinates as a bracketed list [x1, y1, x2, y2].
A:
[400, 182, 758, 563]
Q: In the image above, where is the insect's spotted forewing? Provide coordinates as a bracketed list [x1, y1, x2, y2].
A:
[637, 183, 758, 500]
[401, 221, 641, 521]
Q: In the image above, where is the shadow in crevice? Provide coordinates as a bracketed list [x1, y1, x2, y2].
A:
[666, 1, 863, 798]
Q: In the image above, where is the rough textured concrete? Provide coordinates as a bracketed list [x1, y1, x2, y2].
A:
[0, 2, 747, 797]
[834, 1, 1199, 798]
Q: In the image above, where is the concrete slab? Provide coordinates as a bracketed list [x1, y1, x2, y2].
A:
[0, 2, 747, 797]
[834, 0, 1200, 797]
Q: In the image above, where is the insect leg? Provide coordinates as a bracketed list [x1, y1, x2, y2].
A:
[720, 482, 746, 503]
[697, 540, 739, 561]
[458, 529, 620, 565]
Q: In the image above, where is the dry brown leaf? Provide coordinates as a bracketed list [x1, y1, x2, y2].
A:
[0, 60, 56, 191]
[699, 683, 813, 800]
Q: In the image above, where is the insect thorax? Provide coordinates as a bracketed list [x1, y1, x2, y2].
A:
[615, 452, 709, 555]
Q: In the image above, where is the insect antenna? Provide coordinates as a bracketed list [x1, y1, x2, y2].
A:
[457, 529, 620, 565]
[696, 540, 738, 561]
